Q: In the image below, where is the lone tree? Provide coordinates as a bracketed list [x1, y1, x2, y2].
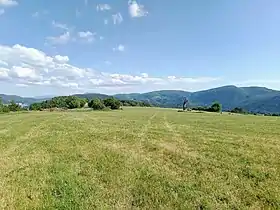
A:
[209, 101, 222, 112]
[183, 97, 189, 111]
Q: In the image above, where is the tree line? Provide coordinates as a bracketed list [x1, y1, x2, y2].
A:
[29, 96, 87, 111]
[28, 96, 152, 111]
[191, 102, 222, 113]
[0, 98, 27, 113]
[228, 107, 280, 116]
[186, 101, 280, 116]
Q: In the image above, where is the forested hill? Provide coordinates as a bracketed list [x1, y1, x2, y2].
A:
[1, 86, 280, 113]
[115, 86, 280, 113]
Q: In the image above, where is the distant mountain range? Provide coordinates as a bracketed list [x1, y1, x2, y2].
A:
[1, 85, 280, 113]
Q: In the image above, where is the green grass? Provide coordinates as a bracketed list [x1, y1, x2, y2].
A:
[1, 108, 280, 209]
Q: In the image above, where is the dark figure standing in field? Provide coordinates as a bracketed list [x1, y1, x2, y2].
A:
[183, 98, 188, 111]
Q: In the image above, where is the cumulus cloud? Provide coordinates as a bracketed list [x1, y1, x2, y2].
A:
[112, 13, 123, 25]
[0, 60, 8, 66]
[10, 66, 40, 80]
[128, 0, 148, 18]
[54, 55, 69, 63]
[0, 67, 9, 80]
[113, 44, 125, 52]
[96, 4, 111, 11]
[0, 44, 220, 94]
[0, 0, 18, 7]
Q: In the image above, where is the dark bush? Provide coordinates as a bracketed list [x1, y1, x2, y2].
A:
[103, 97, 121, 110]
[79, 98, 87, 108]
[230, 107, 247, 114]
[65, 96, 81, 109]
[29, 103, 42, 111]
[1, 105, 10, 113]
[88, 98, 105, 110]
[208, 102, 222, 112]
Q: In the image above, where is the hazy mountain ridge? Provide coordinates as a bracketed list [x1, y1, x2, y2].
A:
[1, 86, 280, 113]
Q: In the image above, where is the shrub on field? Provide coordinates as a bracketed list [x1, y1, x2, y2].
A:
[29, 103, 42, 111]
[1, 105, 10, 113]
[208, 102, 222, 112]
[88, 98, 105, 110]
[65, 96, 81, 109]
[230, 107, 248, 114]
[103, 97, 121, 110]
[79, 98, 87, 108]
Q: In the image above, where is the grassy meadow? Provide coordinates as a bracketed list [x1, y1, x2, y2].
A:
[1, 108, 280, 209]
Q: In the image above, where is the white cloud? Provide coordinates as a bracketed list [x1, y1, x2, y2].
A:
[141, 73, 149, 78]
[47, 23, 99, 45]
[0, 9, 4, 15]
[128, 0, 148, 18]
[113, 44, 125, 52]
[112, 13, 123, 25]
[54, 55, 69, 63]
[0, 60, 8, 66]
[46, 32, 71, 45]
[0, 0, 18, 7]
[96, 4, 111, 11]
[16, 83, 28, 87]
[78, 31, 93, 38]
[78, 31, 96, 43]
[0, 67, 9, 79]
[0, 44, 221, 94]
[52, 21, 69, 31]
[10, 66, 39, 80]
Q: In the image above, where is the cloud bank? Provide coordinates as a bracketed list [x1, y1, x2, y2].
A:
[0, 44, 220, 94]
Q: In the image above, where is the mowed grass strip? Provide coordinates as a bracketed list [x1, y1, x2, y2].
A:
[0, 108, 280, 209]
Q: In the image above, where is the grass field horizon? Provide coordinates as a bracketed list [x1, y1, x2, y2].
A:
[1, 107, 280, 209]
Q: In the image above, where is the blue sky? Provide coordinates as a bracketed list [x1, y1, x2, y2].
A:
[0, 0, 280, 96]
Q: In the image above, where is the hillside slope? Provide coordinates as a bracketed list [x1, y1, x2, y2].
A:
[1, 86, 280, 113]
[0, 94, 42, 104]
[115, 90, 191, 108]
